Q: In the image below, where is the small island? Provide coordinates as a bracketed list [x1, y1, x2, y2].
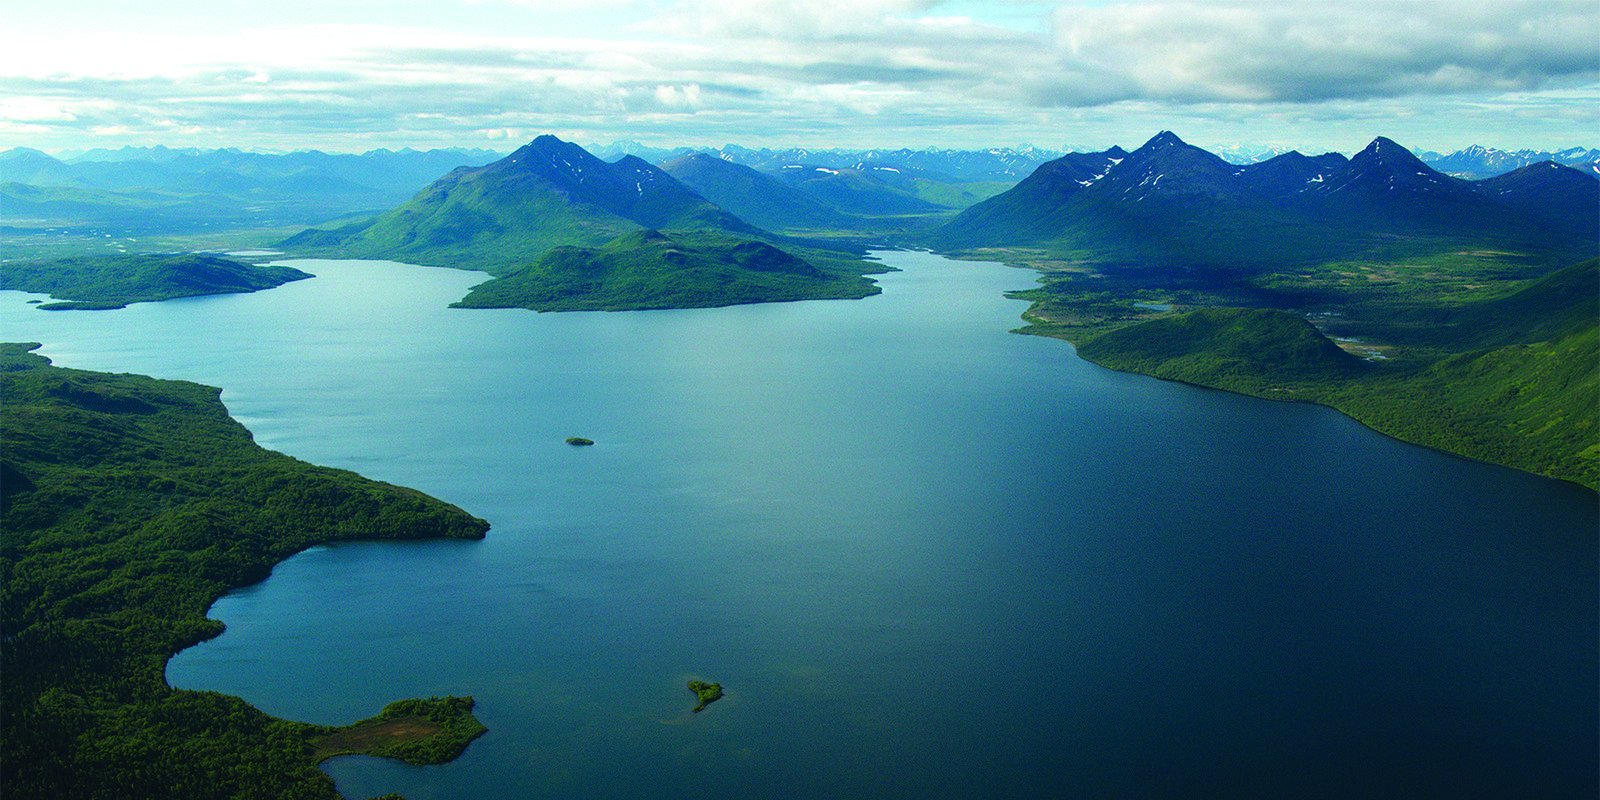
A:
[688, 680, 724, 713]
[565, 437, 595, 446]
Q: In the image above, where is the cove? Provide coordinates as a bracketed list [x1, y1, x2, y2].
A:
[2, 251, 1594, 799]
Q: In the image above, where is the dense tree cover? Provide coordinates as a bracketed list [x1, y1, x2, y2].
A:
[1078, 308, 1362, 386]
[686, 681, 723, 714]
[1066, 261, 1600, 488]
[453, 229, 880, 312]
[0, 253, 310, 310]
[1, 343, 490, 799]
[308, 696, 486, 765]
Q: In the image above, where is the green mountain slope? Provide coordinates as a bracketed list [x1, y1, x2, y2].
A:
[281, 135, 755, 274]
[453, 229, 879, 312]
[1077, 308, 1363, 392]
[0, 254, 311, 310]
[1068, 260, 1600, 488]
[0, 343, 490, 798]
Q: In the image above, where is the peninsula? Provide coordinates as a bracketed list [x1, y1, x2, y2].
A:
[0, 343, 491, 798]
[0, 253, 311, 310]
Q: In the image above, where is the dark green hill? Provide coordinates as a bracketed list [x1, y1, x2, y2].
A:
[0, 343, 490, 798]
[661, 153, 852, 232]
[1336, 323, 1598, 487]
[0, 253, 311, 310]
[1066, 260, 1600, 488]
[281, 135, 755, 273]
[453, 229, 878, 312]
[1348, 258, 1600, 350]
[1077, 307, 1363, 392]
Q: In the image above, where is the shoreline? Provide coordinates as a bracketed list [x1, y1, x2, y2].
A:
[936, 248, 1598, 493]
[1, 343, 493, 798]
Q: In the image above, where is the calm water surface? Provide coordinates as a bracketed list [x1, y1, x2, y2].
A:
[3, 251, 1594, 799]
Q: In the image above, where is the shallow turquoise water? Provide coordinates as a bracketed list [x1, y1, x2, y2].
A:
[4, 250, 1594, 799]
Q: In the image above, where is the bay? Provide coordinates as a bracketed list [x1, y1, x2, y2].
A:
[3, 250, 1593, 798]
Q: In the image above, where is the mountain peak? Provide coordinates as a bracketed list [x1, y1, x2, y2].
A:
[1358, 136, 1421, 163]
[1143, 131, 1188, 149]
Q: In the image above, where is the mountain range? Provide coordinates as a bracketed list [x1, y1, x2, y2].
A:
[589, 142, 1063, 182]
[0, 146, 502, 232]
[1, 146, 502, 197]
[930, 132, 1599, 271]
[1418, 145, 1600, 179]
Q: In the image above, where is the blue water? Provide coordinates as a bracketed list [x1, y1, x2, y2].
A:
[3, 251, 1593, 799]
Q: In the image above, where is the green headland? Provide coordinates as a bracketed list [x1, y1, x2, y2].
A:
[0, 342, 491, 799]
[0, 253, 311, 310]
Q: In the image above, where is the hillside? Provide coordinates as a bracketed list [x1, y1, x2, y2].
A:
[0, 343, 490, 798]
[0, 254, 311, 310]
[453, 229, 879, 312]
[1077, 308, 1363, 392]
[281, 135, 757, 274]
[1063, 260, 1600, 488]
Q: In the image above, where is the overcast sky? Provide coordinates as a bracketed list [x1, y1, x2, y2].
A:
[3, 0, 1595, 155]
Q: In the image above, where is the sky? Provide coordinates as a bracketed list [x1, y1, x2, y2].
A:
[2, 0, 1596, 155]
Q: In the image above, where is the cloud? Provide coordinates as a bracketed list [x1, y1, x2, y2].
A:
[0, 0, 1594, 152]
[1040, 0, 1599, 105]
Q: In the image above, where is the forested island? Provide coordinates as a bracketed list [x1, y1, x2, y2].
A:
[0, 253, 311, 310]
[0, 343, 491, 798]
[687, 680, 723, 713]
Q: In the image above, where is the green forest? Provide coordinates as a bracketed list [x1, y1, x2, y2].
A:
[0, 343, 491, 799]
[0, 254, 311, 310]
[1053, 260, 1600, 488]
[454, 229, 881, 312]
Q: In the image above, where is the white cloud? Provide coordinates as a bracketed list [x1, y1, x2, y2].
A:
[0, 0, 1594, 152]
[1042, 0, 1599, 104]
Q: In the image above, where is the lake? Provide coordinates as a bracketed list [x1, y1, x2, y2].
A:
[3, 250, 1594, 798]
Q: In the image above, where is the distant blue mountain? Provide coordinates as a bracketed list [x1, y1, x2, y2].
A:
[930, 132, 1598, 270]
[1419, 144, 1600, 179]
